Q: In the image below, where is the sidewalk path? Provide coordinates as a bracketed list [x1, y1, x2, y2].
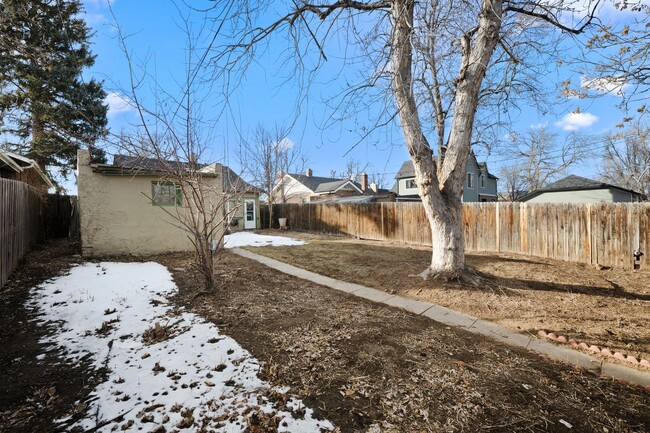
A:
[232, 248, 650, 388]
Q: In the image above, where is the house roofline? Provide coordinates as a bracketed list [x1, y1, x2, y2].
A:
[270, 173, 297, 194]
[331, 180, 363, 194]
[90, 163, 220, 178]
[0, 150, 53, 189]
[0, 152, 26, 173]
[518, 184, 645, 202]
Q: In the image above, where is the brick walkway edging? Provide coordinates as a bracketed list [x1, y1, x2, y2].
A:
[232, 248, 650, 389]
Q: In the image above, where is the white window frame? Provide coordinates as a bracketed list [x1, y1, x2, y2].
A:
[467, 173, 474, 189]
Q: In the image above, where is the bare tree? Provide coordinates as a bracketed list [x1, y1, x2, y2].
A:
[330, 158, 369, 181]
[578, 2, 650, 107]
[498, 165, 529, 201]
[370, 171, 388, 190]
[109, 6, 238, 291]
[502, 125, 585, 192]
[239, 123, 303, 227]
[207, 0, 610, 280]
[331, 160, 389, 190]
[600, 122, 650, 196]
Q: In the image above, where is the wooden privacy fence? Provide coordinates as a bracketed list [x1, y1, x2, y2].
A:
[1, 179, 43, 288]
[1, 178, 79, 288]
[262, 202, 650, 270]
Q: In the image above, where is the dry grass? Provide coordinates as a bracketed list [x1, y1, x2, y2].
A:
[247, 230, 650, 363]
[163, 250, 650, 433]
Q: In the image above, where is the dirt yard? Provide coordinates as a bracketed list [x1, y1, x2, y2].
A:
[0, 240, 103, 433]
[166, 248, 649, 432]
[1, 237, 649, 433]
[248, 230, 650, 365]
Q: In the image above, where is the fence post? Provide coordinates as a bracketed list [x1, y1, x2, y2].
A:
[496, 202, 500, 253]
[587, 203, 595, 265]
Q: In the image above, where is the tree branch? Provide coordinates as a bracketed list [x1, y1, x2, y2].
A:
[504, 1, 601, 35]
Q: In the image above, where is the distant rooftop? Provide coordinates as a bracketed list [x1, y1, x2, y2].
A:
[535, 175, 641, 195]
[287, 173, 362, 194]
[518, 175, 644, 201]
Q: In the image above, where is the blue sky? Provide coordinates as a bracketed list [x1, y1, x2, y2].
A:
[75, 0, 644, 193]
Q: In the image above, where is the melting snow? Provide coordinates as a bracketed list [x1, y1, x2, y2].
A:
[223, 232, 305, 248]
[28, 262, 332, 432]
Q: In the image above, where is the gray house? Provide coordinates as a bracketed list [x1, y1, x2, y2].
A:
[393, 153, 498, 202]
[519, 175, 645, 203]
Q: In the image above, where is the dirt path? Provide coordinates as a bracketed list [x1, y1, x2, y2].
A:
[166, 250, 650, 433]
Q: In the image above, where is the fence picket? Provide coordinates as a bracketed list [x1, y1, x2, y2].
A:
[1, 179, 78, 288]
[263, 201, 650, 270]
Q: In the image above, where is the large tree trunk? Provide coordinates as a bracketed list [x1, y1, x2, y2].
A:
[30, 111, 47, 169]
[391, 0, 502, 278]
[421, 192, 465, 277]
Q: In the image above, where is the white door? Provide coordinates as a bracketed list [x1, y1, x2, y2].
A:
[244, 199, 256, 230]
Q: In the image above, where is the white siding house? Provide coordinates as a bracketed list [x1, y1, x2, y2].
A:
[269, 169, 365, 203]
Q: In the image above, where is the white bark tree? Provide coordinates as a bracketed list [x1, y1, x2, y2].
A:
[208, 0, 605, 279]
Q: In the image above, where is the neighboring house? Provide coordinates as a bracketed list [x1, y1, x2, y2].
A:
[518, 175, 645, 203]
[77, 151, 224, 257]
[221, 166, 262, 231]
[271, 169, 395, 203]
[271, 169, 364, 203]
[393, 153, 498, 202]
[0, 149, 53, 191]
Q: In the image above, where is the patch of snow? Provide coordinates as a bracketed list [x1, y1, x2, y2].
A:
[223, 232, 305, 248]
[28, 262, 332, 432]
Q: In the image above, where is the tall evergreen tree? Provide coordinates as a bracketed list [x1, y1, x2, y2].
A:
[0, 0, 108, 177]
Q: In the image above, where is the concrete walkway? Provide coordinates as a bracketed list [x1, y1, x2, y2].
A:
[232, 248, 650, 388]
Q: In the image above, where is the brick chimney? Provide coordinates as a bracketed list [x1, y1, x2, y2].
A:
[361, 172, 368, 193]
[306, 168, 313, 177]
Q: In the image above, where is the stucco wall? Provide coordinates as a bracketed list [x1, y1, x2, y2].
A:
[462, 159, 480, 202]
[478, 176, 498, 200]
[399, 178, 419, 196]
[77, 151, 224, 256]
